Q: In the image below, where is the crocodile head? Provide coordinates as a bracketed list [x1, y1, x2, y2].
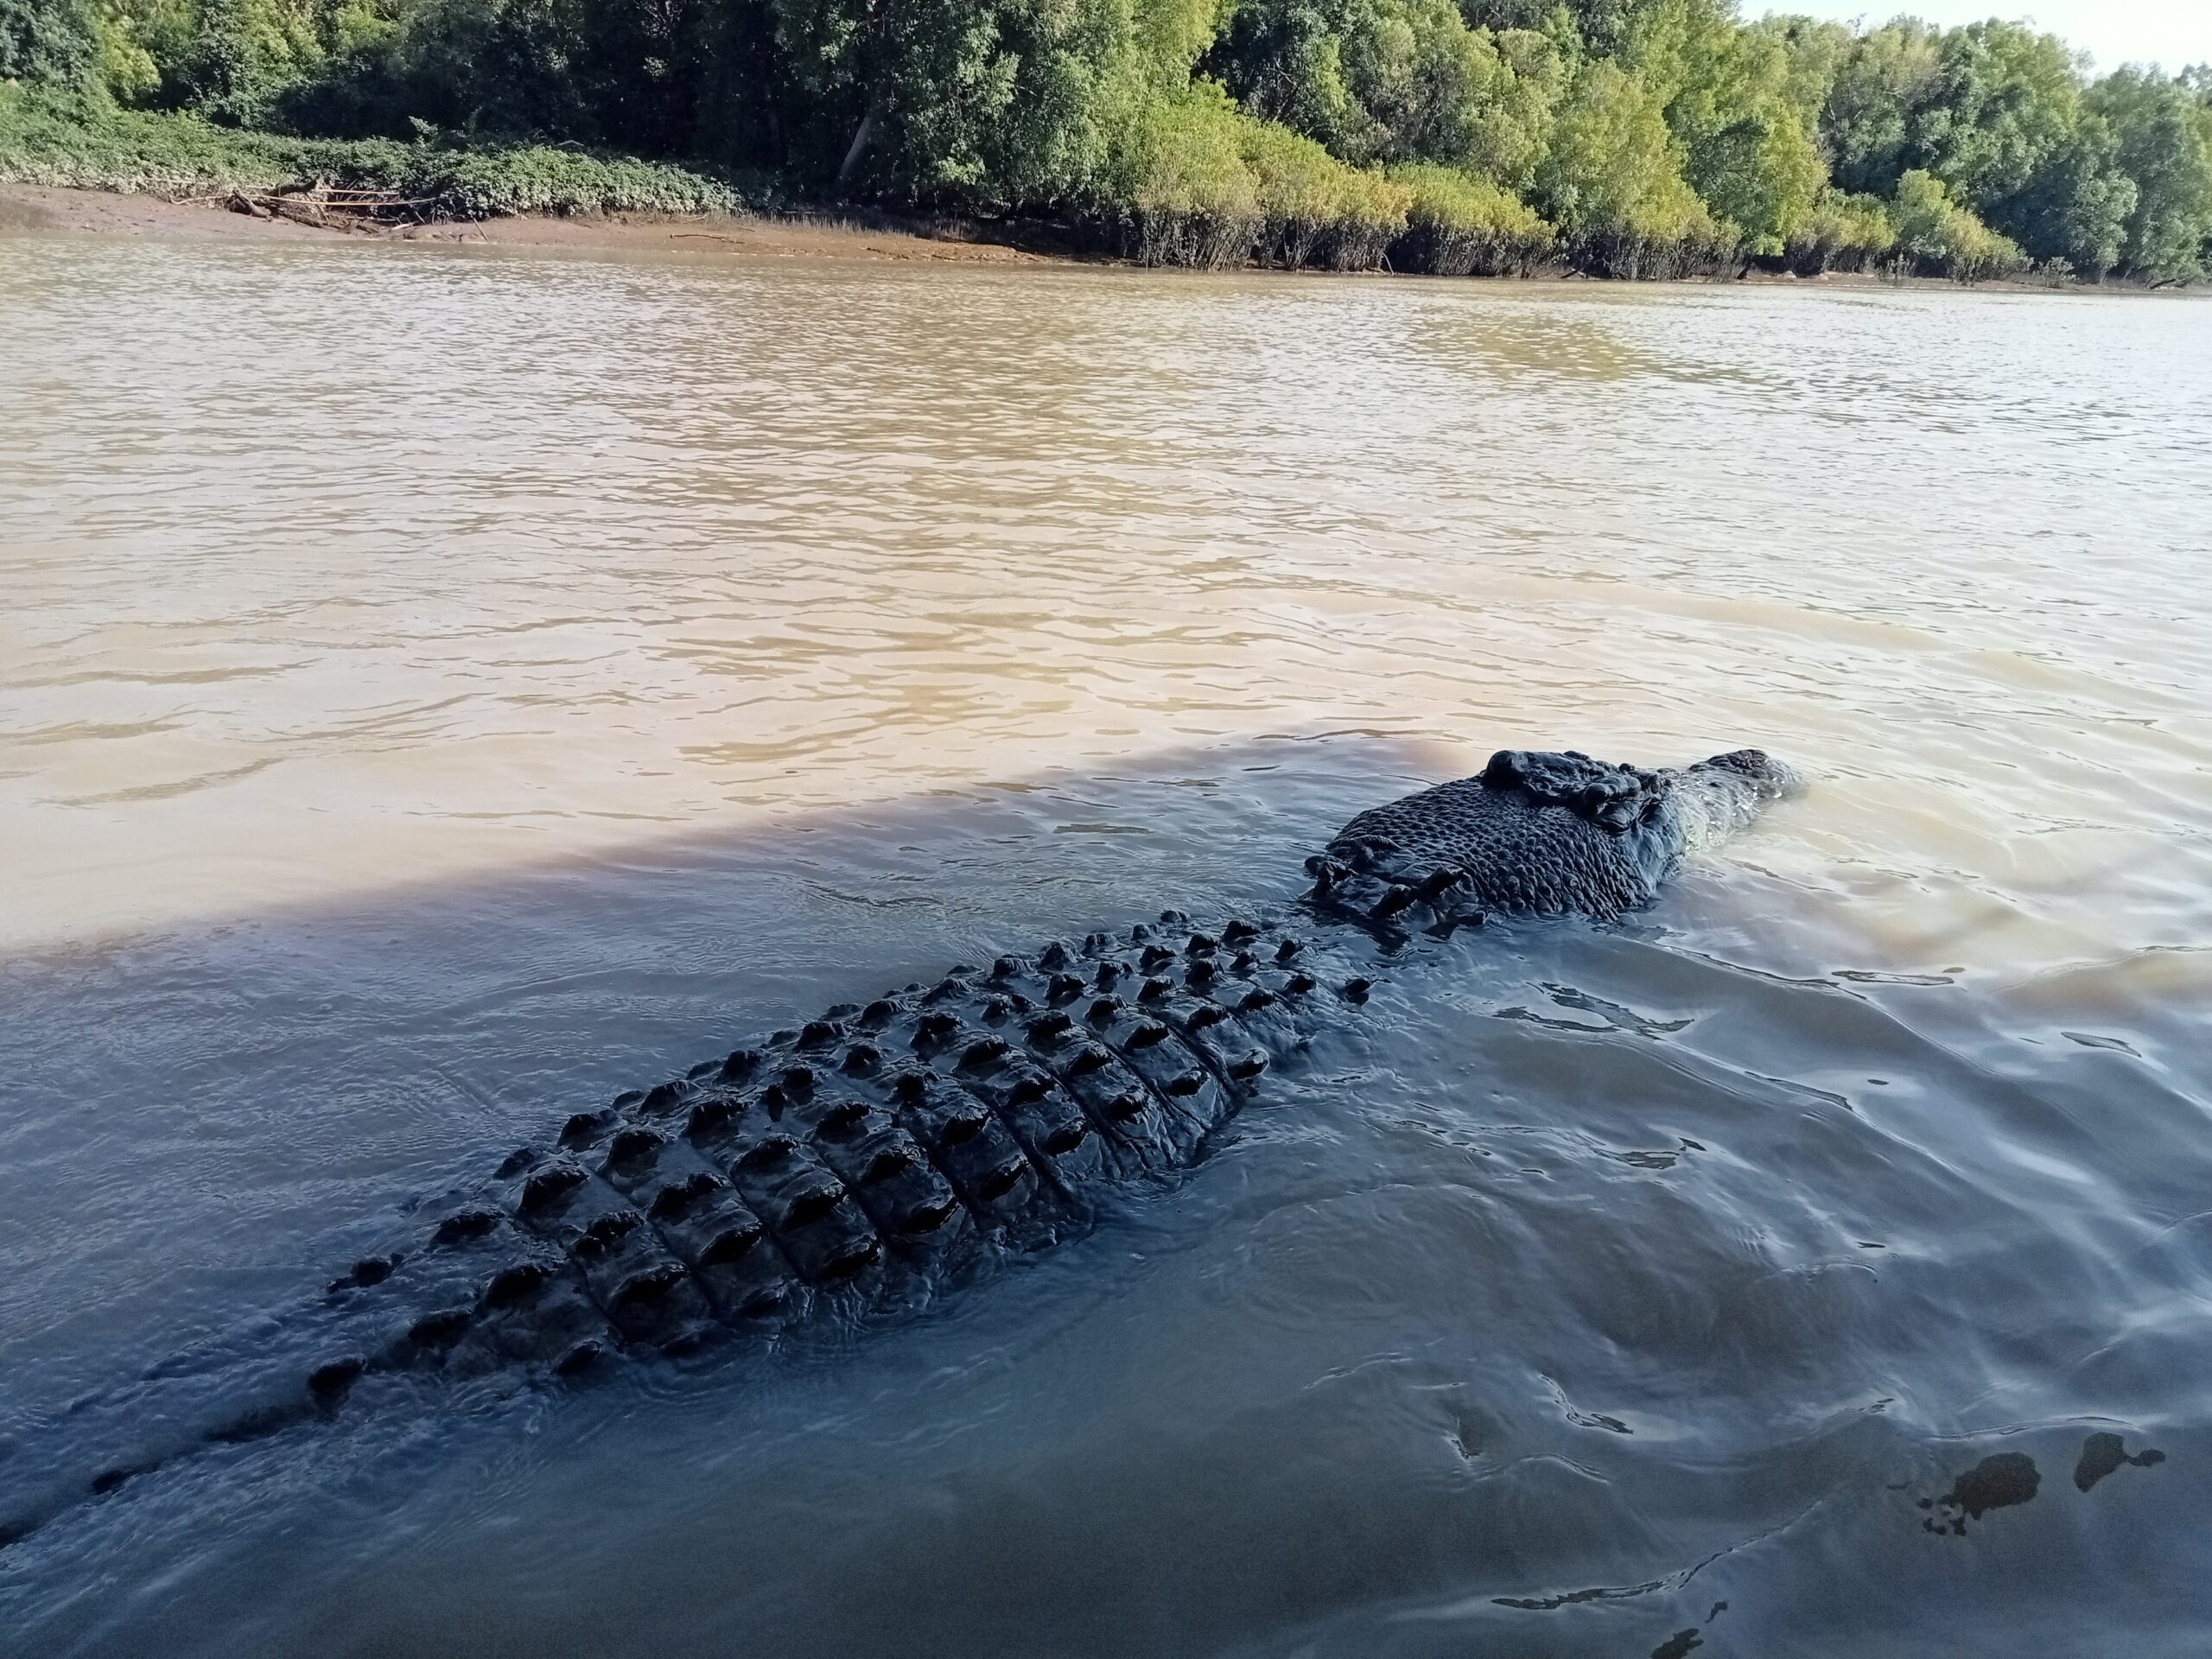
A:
[1307, 747, 1801, 929]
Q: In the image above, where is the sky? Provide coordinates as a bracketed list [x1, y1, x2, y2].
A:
[1758, 0, 2212, 73]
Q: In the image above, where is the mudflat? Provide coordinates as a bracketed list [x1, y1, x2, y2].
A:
[0, 181, 1057, 263]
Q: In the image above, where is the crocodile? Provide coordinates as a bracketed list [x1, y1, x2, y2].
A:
[0, 747, 1797, 1549]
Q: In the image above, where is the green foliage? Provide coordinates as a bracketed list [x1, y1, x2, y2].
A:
[0, 79, 740, 210]
[1239, 112, 1350, 263]
[3, 0, 98, 83]
[2089, 67, 2212, 282]
[1107, 79, 1414, 268]
[7, 0, 2209, 284]
[1624, 1, 1825, 253]
[1818, 16, 1942, 199]
[1998, 109, 2133, 279]
[1780, 184, 1891, 273]
[1891, 165, 2024, 282]
[1202, 0, 1562, 180]
[1531, 53, 1736, 274]
[1389, 158, 1552, 271]
[754, 0, 1148, 199]
[1109, 79, 1262, 264]
[1813, 16, 2143, 270]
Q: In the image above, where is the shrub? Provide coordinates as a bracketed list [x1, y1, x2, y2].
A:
[1783, 188, 1895, 273]
[1230, 119, 1410, 270]
[1237, 116, 1350, 266]
[0, 81, 742, 215]
[1534, 57, 1742, 277]
[1387, 161, 1554, 274]
[1569, 200, 1741, 279]
[1319, 160, 1409, 268]
[1891, 166, 2027, 281]
[1108, 83, 1262, 266]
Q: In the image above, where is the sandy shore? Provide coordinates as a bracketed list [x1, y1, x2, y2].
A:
[0, 181, 1063, 263]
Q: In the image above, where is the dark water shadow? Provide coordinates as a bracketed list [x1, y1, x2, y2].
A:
[0, 729, 1443, 1392]
[2, 728, 2202, 1659]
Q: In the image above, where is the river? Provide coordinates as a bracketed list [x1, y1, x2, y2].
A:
[1, 232, 2208, 1656]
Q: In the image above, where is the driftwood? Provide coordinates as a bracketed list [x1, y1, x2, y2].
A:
[218, 184, 440, 228]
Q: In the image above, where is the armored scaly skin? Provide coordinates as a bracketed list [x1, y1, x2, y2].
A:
[1, 748, 1795, 1548]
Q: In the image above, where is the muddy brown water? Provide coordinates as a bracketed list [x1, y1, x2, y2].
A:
[1, 235, 2208, 1656]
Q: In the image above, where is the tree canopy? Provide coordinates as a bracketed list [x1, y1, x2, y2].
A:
[7, 0, 2210, 279]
